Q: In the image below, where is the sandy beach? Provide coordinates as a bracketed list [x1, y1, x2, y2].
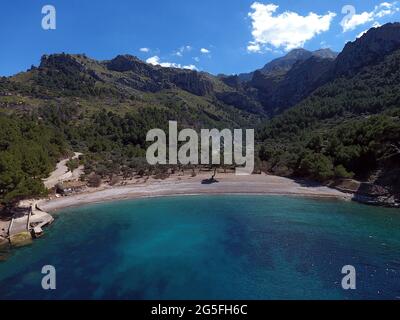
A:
[39, 173, 351, 212]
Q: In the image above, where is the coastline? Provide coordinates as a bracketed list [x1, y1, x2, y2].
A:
[39, 173, 352, 213]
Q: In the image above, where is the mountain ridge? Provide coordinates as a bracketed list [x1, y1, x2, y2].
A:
[4, 23, 400, 119]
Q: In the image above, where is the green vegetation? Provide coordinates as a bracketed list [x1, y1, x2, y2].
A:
[0, 113, 67, 206]
[259, 50, 400, 194]
[66, 158, 80, 172]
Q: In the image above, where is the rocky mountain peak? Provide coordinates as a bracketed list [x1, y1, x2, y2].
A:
[39, 53, 86, 71]
[312, 48, 338, 59]
[284, 48, 312, 59]
[238, 48, 338, 82]
[106, 54, 150, 73]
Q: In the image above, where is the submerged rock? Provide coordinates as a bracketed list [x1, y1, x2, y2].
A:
[9, 232, 32, 248]
[0, 237, 9, 250]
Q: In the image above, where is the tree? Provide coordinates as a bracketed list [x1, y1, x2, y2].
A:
[299, 153, 334, 182]
[87, 174, 102, 188]
[334, 165, 354, 179]
[66, 158, 80, 172]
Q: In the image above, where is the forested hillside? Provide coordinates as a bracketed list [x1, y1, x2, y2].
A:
[0, 114, 68, 205]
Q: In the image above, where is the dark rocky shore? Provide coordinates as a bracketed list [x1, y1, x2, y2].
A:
[331, 179, 400, 208]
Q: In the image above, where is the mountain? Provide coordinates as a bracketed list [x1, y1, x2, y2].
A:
[7, 53, 265, 124]
[259, 48, 338, 77]
[2, 23, 400, 206]
[264, 55, 335, 113]
[34, 53, 214, 97]
[233, 24, 400, 115]
[219, 48, 340, 114]
[237, 48, 338, 82]
[259, 23, 400, 206]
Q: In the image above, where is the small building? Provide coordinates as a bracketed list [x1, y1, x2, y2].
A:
[55, 181, 86, 195]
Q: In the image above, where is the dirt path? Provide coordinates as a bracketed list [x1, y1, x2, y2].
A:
[43, 152, 83, 189]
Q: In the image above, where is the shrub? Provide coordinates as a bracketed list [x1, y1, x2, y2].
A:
[334, 165, 355, 179]
[298, 153, 334, 182]
[109, 175, 120, 186]
[87, 174, 102, 188]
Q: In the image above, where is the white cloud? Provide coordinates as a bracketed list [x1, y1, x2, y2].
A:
[247, 43, 261, 53]
[372, 21, 383, 28]
[341, 2, 399, 32]
[247, 2, 336, 52]
[320, 41, 332, 49]
[146, 56, 160, 65]
[139, 47, 150, 53]
[375, 1, 399, 18]
[357, 21, 382, 38]
[174, 45, 193, 57]
[193, 57, 200, 62]
[182, 64, 197, 71]
[356, 29, 368, 39]
[341, 11, 374, 33]
[146, 55, 197, 70]
[200, 48, 210, 54]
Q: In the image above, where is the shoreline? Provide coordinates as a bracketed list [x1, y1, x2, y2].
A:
[44, 192, 350, 213]
[39, 174, 352, 213]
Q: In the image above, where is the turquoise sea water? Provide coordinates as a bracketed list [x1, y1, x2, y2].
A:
[0, 195, 399, 300]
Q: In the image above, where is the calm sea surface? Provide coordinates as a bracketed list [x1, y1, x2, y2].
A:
[0, 195, 399, 300]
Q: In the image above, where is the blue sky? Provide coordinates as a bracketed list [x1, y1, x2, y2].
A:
[0, 0, 399, 76]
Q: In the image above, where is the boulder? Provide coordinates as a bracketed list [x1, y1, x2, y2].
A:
[9, 232, 32, 248]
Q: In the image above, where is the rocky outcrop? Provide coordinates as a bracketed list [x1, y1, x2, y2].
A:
[169, 71, 214, 96]
[0, 237, 9, 250]
[331, 179, 400, 208]
[334, 23, 400, 77]
[107, 54, 156, 75]
[330, 179, 361, 194]
[9, 232, 32, 247]
[106, 55, 214, 96]
[39, 53, 86, 73]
